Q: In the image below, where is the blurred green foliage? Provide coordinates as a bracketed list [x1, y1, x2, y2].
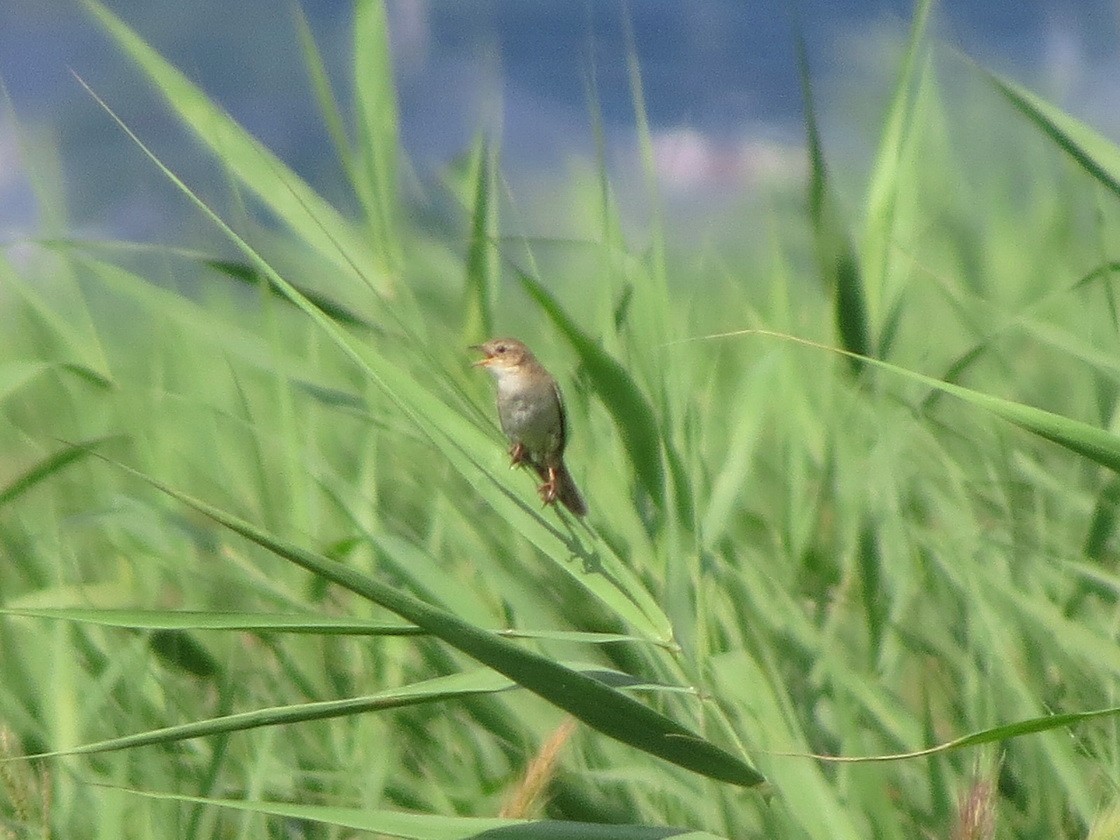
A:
[4, 1, 1120, 838]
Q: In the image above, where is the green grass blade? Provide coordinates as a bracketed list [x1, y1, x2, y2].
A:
[352, 0, 401, 271]
[12, 671, 520, 760]
[147, 629, 219, 679]
[101, 457, 764, 787]
[519, 270, 665, 511]
[462, 137, 498, 340]
[83, 0, 385, 292]
[75, 78, 670, 639]
[861, 0, 932, 344]
[293, 5, 358, 193]
[732, 330, 1120, 477]
[915, 368, 1120, 473]
[57, 362, 114, 390]
[809, 704, 1120, 763]
[105, 787, 731, 839]
[9, 662, 691, 765]
[0, 436, 122, 508]
[3, 287, 114, 387]
[200, 258, 376, 330]
[624, 26, 667, 300]
[0, 608, 658, 646]
[0, 608, 423, 636]
[984, 66, 1120, 198]
[39, 236, 377, 335]
[74, 255, 323, 382]
[1083, 477, 1120, 561]
[797, 33, 872, 371]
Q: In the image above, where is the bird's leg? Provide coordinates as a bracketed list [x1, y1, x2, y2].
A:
[538, 466, 559, 506]
[508, 441, 529, 468]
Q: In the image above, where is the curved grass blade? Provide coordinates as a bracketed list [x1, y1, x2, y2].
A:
[98, 457, 764, 787]
[911, 365, 1120, 473]
[0, 608, 423, 636]
[9, 670, 520, 761]
[72, 77, 671, 641]
[37, 239, 375, 332]
[58, 362, 114, 390]
[6, 664, 696, 766]
[202, 259, 375, 330]
[984, 65, 1120, 198]
[106, 787, 729, 839]
[0, 608, 657, 646]
[0, 359, 111, 400]
[799, 704, 1120, 764]
[0, 435, 123, 508]
[518, 270, 665, 511]
[83, 0, 385, 291]
[712, 329, 1120, 476]
[75, 255, 315, 381]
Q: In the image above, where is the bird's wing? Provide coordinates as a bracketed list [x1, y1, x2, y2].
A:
[552, 380, 568, 454]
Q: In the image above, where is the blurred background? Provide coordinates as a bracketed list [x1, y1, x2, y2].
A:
[6, 5, 1120, 836]
[2, 0, 1118, 248]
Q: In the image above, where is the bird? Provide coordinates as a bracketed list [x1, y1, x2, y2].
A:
[472, 338, 587, 516]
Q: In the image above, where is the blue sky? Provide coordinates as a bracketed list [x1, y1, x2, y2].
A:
[1, 1, 1116, 241]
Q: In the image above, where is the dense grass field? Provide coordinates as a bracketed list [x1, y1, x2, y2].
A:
[6, 1, 1120, 837]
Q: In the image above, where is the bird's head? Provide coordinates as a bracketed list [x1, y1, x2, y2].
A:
[471, 338, 535, 374]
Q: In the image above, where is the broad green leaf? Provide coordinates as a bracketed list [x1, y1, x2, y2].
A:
[99, 458, 764, 788]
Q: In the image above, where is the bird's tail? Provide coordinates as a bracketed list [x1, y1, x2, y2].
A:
[553, 462, 587, 517]
[534, 461, 587, 516]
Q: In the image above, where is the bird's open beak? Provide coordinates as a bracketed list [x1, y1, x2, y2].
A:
[469, 345, 492, 367]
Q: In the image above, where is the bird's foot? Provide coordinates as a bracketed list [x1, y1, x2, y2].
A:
[537, 468, 559, 506]
[508, 442, 528, 468]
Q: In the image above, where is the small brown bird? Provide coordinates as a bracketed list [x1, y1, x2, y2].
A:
[472, 338, 587, 516]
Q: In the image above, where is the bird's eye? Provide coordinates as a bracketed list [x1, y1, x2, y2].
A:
[495, 344, 507, 354]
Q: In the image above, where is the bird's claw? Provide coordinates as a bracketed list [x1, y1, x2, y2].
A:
[538, 468, 559, 506]
[509, 442, 528, 468]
